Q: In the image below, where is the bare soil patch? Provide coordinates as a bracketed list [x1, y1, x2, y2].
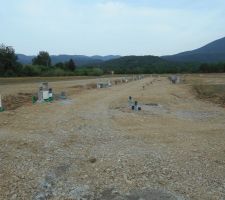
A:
[193, 84, 225, 106]
[2, 93, 34, 110]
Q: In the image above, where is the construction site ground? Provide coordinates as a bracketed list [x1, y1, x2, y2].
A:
[0, 75, 225, 200]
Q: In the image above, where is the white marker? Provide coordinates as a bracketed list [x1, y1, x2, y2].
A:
[0, 95, 2, 108]
[0, 94, 3, 111]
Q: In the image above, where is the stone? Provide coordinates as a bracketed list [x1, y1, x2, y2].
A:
[89, 157, 97, 163]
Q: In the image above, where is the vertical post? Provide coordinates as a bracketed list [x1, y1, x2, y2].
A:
[49, 88, 53, 101]
[0, 95, 4, 112]
[38, 87, 43, 101]
[128, 96, 133, 106]
[42, 82, 49, 101]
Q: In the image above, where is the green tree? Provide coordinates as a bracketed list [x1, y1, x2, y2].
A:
[32, 51, 51, 67]
[54, 62, 65, 69]
[0, 44, 21, 76]
[65, 59, 76, 71]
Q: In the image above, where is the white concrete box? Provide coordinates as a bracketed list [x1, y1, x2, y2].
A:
[43, 91, 49, 100]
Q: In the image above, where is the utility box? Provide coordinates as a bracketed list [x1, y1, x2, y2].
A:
[38, 82, 49, 101]
[97, 81, 112, 88]
[169, 75, 180, 84]
[43, 91, 49, 100]
[122, 78, 128, 83]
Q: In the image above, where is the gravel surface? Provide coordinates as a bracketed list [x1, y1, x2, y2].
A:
[0, 77, 225, 200]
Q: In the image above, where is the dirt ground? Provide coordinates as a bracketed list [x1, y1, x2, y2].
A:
[0, 75, 225, 200]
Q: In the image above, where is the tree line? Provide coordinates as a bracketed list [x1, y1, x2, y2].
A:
[93, 55, 225, 74]
[1, 44, 225, 77]
[0, 44, 103, 77]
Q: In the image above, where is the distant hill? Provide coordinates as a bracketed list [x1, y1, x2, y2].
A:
[91, 55, 120, 61]
[17, 54, 35, 65]
[163, 37, 225, 63]
[17, 54, 120, 66]
[93, 55, 183, 74]
[50, 55, 102, 66]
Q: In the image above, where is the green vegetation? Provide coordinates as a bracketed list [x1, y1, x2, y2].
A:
[92, 56, 225, 74]
[1, 44, 225, 77]
[32, 51, 51, 66]
[199, 63, 225, 73]
[0, 44, 22, 76]
[75, 67, 103, 76]
[93, 56, 201, 74]
[0, 44, 103, 77]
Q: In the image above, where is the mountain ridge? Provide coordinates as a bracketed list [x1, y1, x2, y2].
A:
[17, 36, 225, 65]
[17, 54, 120, 66]
[162, 37, 225, 62]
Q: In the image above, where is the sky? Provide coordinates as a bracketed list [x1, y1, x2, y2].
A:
[1, 0, 225, 56]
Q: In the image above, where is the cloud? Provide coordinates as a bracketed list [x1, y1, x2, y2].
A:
[97, 1, 125, 15]
[0, 0, 225, 55]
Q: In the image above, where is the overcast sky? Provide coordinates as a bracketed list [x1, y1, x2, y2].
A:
[1, 0, 225, 56]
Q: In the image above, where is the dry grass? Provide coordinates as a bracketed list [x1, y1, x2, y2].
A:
[2, 93, 34, 110]
[193, 84, 225, 106]
[183, 74, 225, 107]
[0, 75, 127, 85]
[0, 76, 100, 85]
